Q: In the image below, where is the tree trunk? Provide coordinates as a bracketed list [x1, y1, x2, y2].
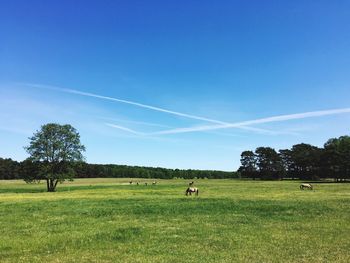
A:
[47, 179, 57, 192]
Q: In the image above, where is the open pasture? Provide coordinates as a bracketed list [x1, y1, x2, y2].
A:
[0, 179, 349, 262]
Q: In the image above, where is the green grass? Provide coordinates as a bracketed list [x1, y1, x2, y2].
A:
[0, 178, 349, 262]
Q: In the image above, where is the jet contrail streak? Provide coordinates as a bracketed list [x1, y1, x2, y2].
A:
[23, 83, 230, 124]
[21, 83, 276, 134]
[105, 123, 145, 135]
[151, 108, 350, 135]
[21, 83, 348, 137]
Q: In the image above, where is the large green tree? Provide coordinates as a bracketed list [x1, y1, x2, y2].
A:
[323, 136, 350, 181]
[290, 143, 321, 180]
[25, 123, 85, 192]
[255, 147, 283, 180]
[238, 150, 258, 179]
[278, 149, 294, 178]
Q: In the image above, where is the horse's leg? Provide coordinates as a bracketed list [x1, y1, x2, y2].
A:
[196, 189, 199, 196]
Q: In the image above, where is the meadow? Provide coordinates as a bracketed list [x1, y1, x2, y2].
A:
[0, 178, 349, 263]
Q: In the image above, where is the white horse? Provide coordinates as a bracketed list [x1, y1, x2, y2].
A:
[185, 187, 199, 196]
[300, 183, 313, 190]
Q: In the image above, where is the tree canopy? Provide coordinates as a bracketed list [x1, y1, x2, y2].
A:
[1, 159, 237, 181]
[239, 134, 350, 181]
[238, 151, 258, 179]
[25, 123, 85, 192]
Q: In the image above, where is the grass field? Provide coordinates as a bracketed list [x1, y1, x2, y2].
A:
[0, 178, 349, 263]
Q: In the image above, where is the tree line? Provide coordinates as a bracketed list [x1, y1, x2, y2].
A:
[1, 122, 348, 184]
[0, 158, 237, 180]
[238, 135, 350, 181]
[1, 123, 237, 192]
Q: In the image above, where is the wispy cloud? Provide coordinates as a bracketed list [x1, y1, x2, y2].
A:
[105, 123, 145, 135]
[18, 83, 349, 137]
[100, 117, 171, 128]
[20, 83, 274, 134]
[103, 118, 288, 137]
[233, 125, 299, 136]
[22, 83, 231, 124]
[104, 123, 191, 144]
[151, 108, 350, 135]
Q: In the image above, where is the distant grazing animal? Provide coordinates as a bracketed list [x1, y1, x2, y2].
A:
[189, 181, 194, 187]
[145, 182, 148, 186]
[129, 181, 133, 185]
[185, 187, 199, 196]
[152, 181, 157, 185]
[136, 182, 139, 185]
[300, 183, 313, 190]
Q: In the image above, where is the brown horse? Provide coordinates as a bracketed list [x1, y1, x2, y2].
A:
[185, 187, 199, 196]
[300, 183, 313, 190]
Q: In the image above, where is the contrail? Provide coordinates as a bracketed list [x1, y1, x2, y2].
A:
[105, 123, 145, 135]
[21, 83, 347, 137]
[22, 83, 230, 124]
[151, 108, 350, 135]
[20, 83, 274, 134]
[100, 117, 172, 128]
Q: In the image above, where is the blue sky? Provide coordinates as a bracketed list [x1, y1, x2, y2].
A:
[1, 1, 350, 170]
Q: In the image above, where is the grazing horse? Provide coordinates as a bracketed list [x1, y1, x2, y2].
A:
[300, 183, 313, 190]
[152, 181, 157, 185]
[129, 181, 133, 185]
[185, 187, 199, 196]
